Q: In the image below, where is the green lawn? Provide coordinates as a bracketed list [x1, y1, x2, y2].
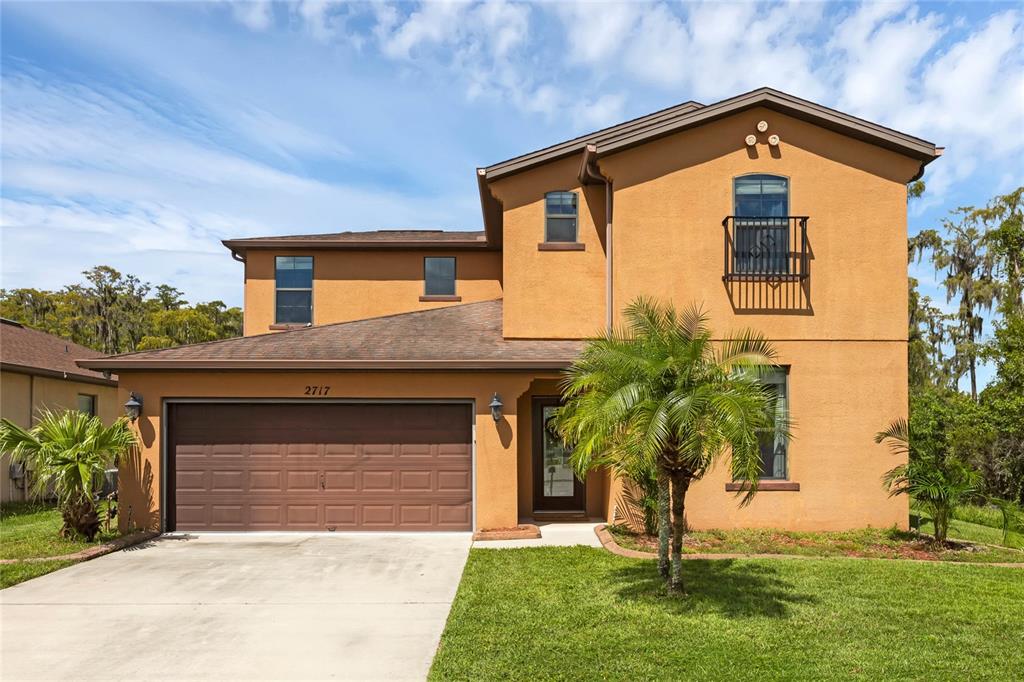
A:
[608, 524, 1024, 563]
[0, 560, 76, 589]
[431, 547, 1024, 681]
[1, 500, 120, 588]
[912, 512, 1024, 550]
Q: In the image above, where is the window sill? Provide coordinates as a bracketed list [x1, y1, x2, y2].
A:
[725, 481, 800, 492]
[269, 323, 312, 330]
[537, 242, 585, 251]
[419, 295, 462, 302]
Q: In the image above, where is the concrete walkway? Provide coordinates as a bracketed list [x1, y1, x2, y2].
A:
[1, 532, 471, 681]
[473, 522, 603, 549]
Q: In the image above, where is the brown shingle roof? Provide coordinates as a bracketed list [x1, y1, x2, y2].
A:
[77, 300, 583, 371]
[223, 229, 490, 252]
[1, 319, 116, 385]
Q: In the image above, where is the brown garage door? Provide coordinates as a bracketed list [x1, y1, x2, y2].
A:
[167, 402, 472, 531]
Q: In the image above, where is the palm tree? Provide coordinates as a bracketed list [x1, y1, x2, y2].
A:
[0, 410, 136, 541]
[874, 419, 979, 543]
[554, 299, 788, 593]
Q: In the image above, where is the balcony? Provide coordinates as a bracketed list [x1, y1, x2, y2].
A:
[721, 216, 812, 314]
[722, 216, 809, 282]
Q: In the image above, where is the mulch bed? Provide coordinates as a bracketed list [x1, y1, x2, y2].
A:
[473, 524, 542, 541]
[596, 525, 1024, 566]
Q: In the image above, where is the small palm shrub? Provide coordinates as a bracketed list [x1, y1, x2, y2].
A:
[0, 410, 136, 541]
[875, 419, 979, 543]
[555, 298, 787, 593]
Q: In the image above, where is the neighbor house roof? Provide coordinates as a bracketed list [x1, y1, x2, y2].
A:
[77, 300, 583, 371]
[223, 229, 491, 257]
[1, 319, 117, 385]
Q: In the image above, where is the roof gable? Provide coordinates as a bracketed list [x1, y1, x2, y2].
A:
[483, 87, 939, 182]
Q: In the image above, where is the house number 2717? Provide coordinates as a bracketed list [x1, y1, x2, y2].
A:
[304, 385, 331, 396]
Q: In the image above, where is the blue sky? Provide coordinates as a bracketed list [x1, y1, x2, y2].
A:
[1, 1, 1022, 384]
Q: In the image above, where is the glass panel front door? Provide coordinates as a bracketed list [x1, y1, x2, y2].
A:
[533, 397, 586, 512]
[541, 406, 574, 497]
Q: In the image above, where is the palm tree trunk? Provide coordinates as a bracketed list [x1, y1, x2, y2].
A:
[656, 467, 671, 579]
[669, 471, 690, 593]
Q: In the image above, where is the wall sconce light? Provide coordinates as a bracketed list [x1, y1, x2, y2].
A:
[768, 134, 780, 147]
[489, 393, 503, 422]
[744, 134, 757, 146]
[124, 393, 143, 422]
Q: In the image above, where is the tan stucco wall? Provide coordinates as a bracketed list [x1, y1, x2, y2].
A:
[490, 157, 609, 339]
[117, 342, 906, 534]
[112, 370, 541, 533]
[0, 371, 119, 504]
[604, 106, 917, 340]
[602, 340, 909, 531]
[491, 106, 918, 341]
[242, 249, 503, 335]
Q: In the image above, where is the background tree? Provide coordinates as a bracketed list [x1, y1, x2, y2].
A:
[903, 186, 1023, 510]
[153, 284, 187, 311]
[911, 212, 997, 400]
[975, 188, 1023, 317]
[555, 299, 787, 593]
[980, 314, 1024, 503]
[908, 278, 953, 389]
[0, 266, 242, 353]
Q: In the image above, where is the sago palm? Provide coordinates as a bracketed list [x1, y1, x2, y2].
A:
[555, 298, 789, 593]
[0, 410, 136, 541]
[874, 419, 978, 543]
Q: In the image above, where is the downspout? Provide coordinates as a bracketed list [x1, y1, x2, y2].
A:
[578, 144, 614, 331]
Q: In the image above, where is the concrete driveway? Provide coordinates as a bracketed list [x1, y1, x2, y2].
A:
[1, 533, 471, 681]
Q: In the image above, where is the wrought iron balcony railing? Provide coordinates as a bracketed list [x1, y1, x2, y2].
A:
[722, 216, 809, 282]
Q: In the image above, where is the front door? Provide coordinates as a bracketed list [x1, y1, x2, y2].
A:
[532, 397, 586, 512]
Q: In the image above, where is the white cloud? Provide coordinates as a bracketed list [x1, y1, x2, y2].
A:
[228, 1, 274, 32]
[0, 67, 475, 303]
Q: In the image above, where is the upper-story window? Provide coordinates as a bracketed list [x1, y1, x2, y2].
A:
[733, 174, 790, 274]
[544, 191, 578, 242]
[424, 257, 456, 296]
[275, 256, 313, 324]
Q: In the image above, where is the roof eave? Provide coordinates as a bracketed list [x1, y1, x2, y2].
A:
[77, 358, 573, 371]
[481, 100, 704, 181]
[221, 239, 496, 252]
[2, 362, 117, 386]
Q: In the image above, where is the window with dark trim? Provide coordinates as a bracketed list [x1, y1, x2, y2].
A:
[424, 257, 456, 296]
[733, 175, 790, 274]
[758, 368, 789, 479]
[275, 256, 313, 324]
[77, 394, 96, 417]
[544, 191, 578, 242]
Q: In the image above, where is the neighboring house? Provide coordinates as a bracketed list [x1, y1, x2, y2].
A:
[79, 87, 941, 534]
[0, 318, 119, 503]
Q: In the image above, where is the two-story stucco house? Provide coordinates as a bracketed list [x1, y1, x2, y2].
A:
[80, 88, 942, 535]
